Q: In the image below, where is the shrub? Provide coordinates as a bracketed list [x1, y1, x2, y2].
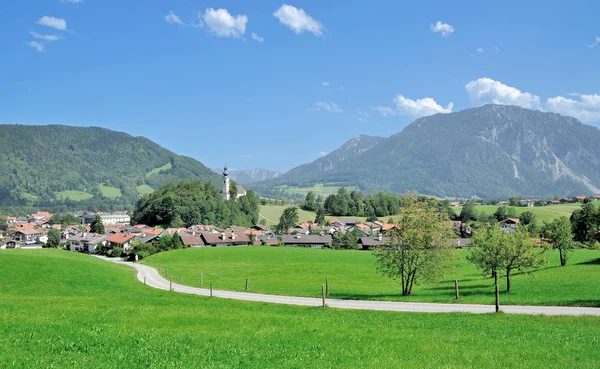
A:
[112, 247, 123, 258]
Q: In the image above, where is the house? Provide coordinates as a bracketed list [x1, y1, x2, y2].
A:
[560, 198, 574, 204]
[14, 229, 47, 243]
[257, 234, 280, 246]
[449, 238, 472, 248]
[381, 224, 399, 234]
[497, 201, 509, 206]
[0, 240, 27, 249]
[281, 234, 332, 248]
[177, 232, 206, 247]
[201, 231, 251, 246]
[290, 227, 310, 235]
[574, 196, 588, 202]
[519, 199, 535, 208]
[338, 218, 359, 227]
[105, 232, 136, 250]
[252, 224, 271, 233]
[499, 218, 520, 233]
[68, 232, 107, 253]
[547, 200, 561, 205]
[135, 232, 160, 245]
[357, 235, 389, 250]
[29, 211, 53, 221]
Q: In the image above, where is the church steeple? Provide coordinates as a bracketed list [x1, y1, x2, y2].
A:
[222, 165, 230, 201]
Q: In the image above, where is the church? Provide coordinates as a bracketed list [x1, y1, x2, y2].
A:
[222, 166, 247, 201]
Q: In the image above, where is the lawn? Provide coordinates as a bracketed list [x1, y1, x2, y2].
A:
[56, 190, 93, 201]
[1, 250, 599, 368]
[453, 203, 585, 224]
[274, 183, 359, 197]
[145, 162, 172, 178]
[136, 184, 154, 195]
[259, 205, 317, 225]
[143, 247, 600, 307]
[98, 184, 122, 198]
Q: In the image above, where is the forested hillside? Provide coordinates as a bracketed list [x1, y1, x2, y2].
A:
[0, 125, 219, 214]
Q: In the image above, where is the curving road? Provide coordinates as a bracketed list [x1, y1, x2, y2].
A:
[98, 256, 600, 316]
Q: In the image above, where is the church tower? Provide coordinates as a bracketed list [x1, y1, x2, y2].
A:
[223, 166, 230, 201]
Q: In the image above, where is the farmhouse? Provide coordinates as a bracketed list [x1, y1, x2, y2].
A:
[357, 235, 389, 250]
[14, 229, 47, 243]
[0, 240, 31, 249]
[68, 232, 107, 253]
[282, 234, 332, 248]
[499, 218, 520, 233]
[105, 232, 136, 250]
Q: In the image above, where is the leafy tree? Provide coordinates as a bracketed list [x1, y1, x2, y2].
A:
[468, 225, 506, 285]
[509, 196, 520, 207]
[170, 215, 185, 228]
[258, 218, 267, 226]
[519, 211, 536, 226]
[366, 214, 378, 222]
[171, 234, 183, 249]
[0, 217, 7, 232]
[374, 192, 455, 296]
[229, 180, 238, 200]
[315, 206, 325, 225]
[542, 216, 574, 266]
[46, 228, 61, 248]
[501, 229, 546, 292]
[277, 207, 299, 234]
[459, 202, 478, 222]
[570, 202, 598, 244]
[302, 191, 317, 211]
[90, 215, 105, 234]
[506, 207, 517, 218]
[158, 234, 173, 252]
[132, 240, 158, 259]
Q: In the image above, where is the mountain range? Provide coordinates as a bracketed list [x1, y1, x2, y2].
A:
[211, 168, 281, 185]
[259, 105, 600, 198]
[0, 125, 219, 210]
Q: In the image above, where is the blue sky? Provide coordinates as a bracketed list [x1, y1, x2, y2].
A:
[1, 1, 599, 172]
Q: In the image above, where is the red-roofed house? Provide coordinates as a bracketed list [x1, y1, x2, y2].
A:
[105, 233, 136, 250]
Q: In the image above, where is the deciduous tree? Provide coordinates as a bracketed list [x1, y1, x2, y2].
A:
[90, 215, 105, 234]
[46, 228, 61, 248]
[542, 216, 574, 266]
[277, 206, 299, 234]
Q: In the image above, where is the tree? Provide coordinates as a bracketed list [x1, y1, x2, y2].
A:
[46, 228, 61, 248]
[519, 211, 536, 226]
[229, 180, 238, 200]
[366, 214, 378, 222]
[315, 206, 325, 225]
[170, 215, 185, 228]
[468, 225, 506, 286]
[0, 217, 7, 232]
[277, 207, 299, 234]
[374, 193, 455, 296]
[501, 229, 546, 292]
[542, 216, 574, 266]
[493, 206, 507, 221]
[90, 215, 105, 234]
[509, 196, 520, 207]
[459, 202, 478, 222]
[570, 202, 598, 244]
[302, 191, 317, 211]
[258, 218, 267, 226]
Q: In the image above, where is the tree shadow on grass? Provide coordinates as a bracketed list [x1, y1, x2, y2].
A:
[576, 258, 600, 266]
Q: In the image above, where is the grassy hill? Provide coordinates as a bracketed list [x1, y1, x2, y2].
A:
[453, 203, 585, 224]
[0, 124, 219, 213]
[143, 247, 600, 307]
[1, 250, 599, 368]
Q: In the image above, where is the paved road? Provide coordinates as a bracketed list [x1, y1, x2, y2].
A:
[98, 256, 600, 316]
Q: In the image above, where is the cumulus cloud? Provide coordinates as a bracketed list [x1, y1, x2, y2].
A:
[37, 16, 67, 31]
[26, 41, 44, 52]
[30, 32, 60, 41]
[589, 36, 600, 48]
[545, 94, 600, 123]
[374, 95, 453, 118]
[274, 4, 324, 36]
[202, 8, 247, 38]
[314, 102, 343, 113]
[477, 48, 484, 53]
[165, 11, 184, 25]
[465, 78, 541, 109]
[318, 151, 329, 157]
[321, 81, 330, 87]
[251, 32, 264, 42]
[430, 21, 454, 37]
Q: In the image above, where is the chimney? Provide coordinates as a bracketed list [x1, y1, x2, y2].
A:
[378, 234, 383, 241]
[192, 231, 195, 236]
[221, 232, 226, 240]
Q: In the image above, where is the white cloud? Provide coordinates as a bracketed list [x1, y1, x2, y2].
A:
[545, 94, 600, 123]
[30, 32, 60, 41]
[314, 102, 343, 113]
[319, 151, 329, 157]
[494, 45, 500, 52]
[430, 21, 454, 37]
[373, 95, 453, 118]
[251, 32, 264, 42]
[589, 36, 600, 48]
[61, 0, 83, 3]
[37, 16, 67, 31]
[321, 81, 330, 87]
[465, 78, 541, 109]
[165, 11, 183, 25]
[26, 41, 44, 52]
[372, 106, 396, 117]
[477, 48, 484, 53]
[273, 4, 324, 36]
[202, 8, 247, 38]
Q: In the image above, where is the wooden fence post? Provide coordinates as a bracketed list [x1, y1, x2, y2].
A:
[144, 276, 146, 285]
[245, 278, 249, 291]
[495, 284, 500, 312]
[210, 283, 213, 297]
[455, 280, 459, 300]
[321, 284, 326, 307]
[326, 276, 329, 296]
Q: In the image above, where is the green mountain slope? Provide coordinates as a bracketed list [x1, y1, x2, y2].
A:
[258, 105, 600, 198]
[0, 125, 220, 211]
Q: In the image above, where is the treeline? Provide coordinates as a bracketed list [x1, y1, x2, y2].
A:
[131, 181, 259, 228]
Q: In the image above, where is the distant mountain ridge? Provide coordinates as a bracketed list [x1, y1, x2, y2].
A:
[211, 168, 281, 185]
[258, 105, 600, 198]
[0, 125, 220, 210]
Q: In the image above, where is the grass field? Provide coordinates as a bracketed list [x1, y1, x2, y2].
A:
[143, 247, 600, 307]
[453, 203, 585, 224]
[259, 205, 369, 225]
[98, 184, 122, 198]
[20, 191, 39, 201]
[145, 162, 172, 178]
[1, 250, 599, 368]
[136, 184, 154, 195]
[56, 190, 93, 201]
[274, 183, 359, 197]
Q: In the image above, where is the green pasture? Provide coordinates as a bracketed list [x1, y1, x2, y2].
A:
[98, 184, 122, 198]
[453, 203, 586, 223]
[55, 190, 93, 201]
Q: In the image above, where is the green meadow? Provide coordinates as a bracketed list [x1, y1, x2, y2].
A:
[1, 249, 599, 368]
[144, 247, 600, 307]
[453, 203, 585, 224]
[55, 190, 94, 201]
[98, 184, 122, 198]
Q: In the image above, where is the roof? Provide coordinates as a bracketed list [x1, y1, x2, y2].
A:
[500, 218, 520, 224]
[178, 232, 205, 246]
[105, 233, 136, 244]
[69, 232, 107, 244]
[30, 211, 53, 218]
[338, 218, 359, 225]
[135, 233, 160, 244]
[282, 234, 332, 245]
[16, 229, 45, 235]
[381, 224, 399, 231]
[358, 236, 389, 247]
[201, 232, 251, 245]
[252, 224, 270, 231]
